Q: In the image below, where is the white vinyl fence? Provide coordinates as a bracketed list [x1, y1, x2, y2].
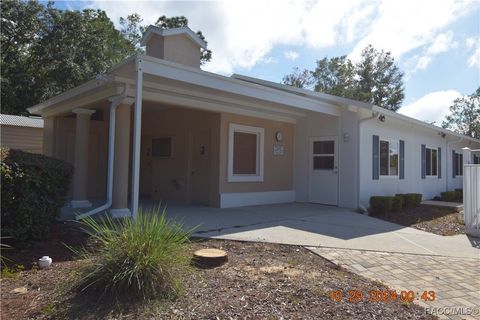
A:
[463, 164, 480, 237]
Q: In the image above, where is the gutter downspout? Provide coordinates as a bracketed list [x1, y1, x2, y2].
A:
[130, 58, 143, 221]
[445, 136, 463, 192]
[357, 111, 379, 214]
[76, 89, 127, 220]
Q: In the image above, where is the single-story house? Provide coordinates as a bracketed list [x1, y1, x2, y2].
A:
[0, 114, 44, 154]
[27, 25, 480, 219]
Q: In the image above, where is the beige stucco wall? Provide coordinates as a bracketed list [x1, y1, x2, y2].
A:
[52, 115, 108, 198]
[141, 106, 220, 206]
[219, 113, 294, 194]
[146, 33, 201, 68]
[0, 125, 43, 154]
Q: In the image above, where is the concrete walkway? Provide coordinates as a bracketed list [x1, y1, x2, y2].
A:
[166, 203, 479, 258]
[165, 202, 480, 319]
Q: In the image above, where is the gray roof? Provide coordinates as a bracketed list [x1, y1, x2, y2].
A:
[0, 114, 44, 128]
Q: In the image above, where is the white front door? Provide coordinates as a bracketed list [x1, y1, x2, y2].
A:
[309, 136, 339, 205]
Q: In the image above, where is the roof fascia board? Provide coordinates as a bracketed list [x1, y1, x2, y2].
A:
[372, 105, 479, 143]
[232, 74, 373, 110]
[128, 87, 297, 124]
[139, 55, 340, 116]
[27, 76, 115, 115]
[115, 75, 307, 119]
[41, 86, 123, 117]
[140, 26, 207, 48]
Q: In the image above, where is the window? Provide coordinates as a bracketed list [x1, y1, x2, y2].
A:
[425, 147, 438, 176]
[454, 152, 463, 176]
[312, 141, 334, 170]
[379, 139, 398, 176]
[228, 124, 264, 182]
[152, 137, 173, 158]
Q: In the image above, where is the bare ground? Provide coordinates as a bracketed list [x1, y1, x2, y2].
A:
[1, 230, 436, 320]
[370, 205, 464, 236]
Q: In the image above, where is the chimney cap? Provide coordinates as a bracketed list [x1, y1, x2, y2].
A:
[140, 25, 207, 49]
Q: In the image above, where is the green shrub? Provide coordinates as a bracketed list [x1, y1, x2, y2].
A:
[73, 206, 195, 300]
[413, 193, 422, 206]
[402, 193, 422, 208]
[369, 196, 394, 215]
[391, 196, 403, 212]
[395, 194, 407, 208]
[455, 189, 463, 201]
[441, 191, 458, 202]
[1, 148, 73, 245]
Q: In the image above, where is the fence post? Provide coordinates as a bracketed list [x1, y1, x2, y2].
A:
[462, 147, 472, 164]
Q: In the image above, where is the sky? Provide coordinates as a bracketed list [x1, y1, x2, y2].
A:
[50, 0, 480, 125]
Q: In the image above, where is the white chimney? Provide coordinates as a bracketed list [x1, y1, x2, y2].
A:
[140, 25, 207, 69]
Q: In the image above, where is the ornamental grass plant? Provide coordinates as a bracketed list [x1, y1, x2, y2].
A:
[73, 206, 194, 301]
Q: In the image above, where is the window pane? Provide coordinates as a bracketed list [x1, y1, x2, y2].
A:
[431, 149, 437, 176]
[152, 138, 172, 157]
[459, 154, 463, 175]
[233, 132, 257, 174]
[426, 148, 432, 175]
[389, 143, 398, 176]
[313, 156, 334, 170]
[380, 141, 389, 175]
[313, 141, 334, 154]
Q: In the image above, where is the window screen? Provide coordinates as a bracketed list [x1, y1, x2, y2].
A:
[152, 137, 172, 158]
[233, 132, 257, 174]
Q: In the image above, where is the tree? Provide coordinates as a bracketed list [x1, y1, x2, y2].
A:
[1, 1, 136, 115]
[355, 45, 404, 111]
[283, 45, 405, 111]
[312, 56, 356, 99]
[282, 67, 314, 89]
[119, 13, 145, 51]
[442, 88, 480, 139]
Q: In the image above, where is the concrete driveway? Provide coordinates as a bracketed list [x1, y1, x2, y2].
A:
[163, 202, 479, 258]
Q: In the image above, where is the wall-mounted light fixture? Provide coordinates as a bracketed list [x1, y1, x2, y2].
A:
[378, 115, 386, 122]
[438, 132, 446, 138]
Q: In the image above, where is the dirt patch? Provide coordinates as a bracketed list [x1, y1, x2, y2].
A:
[1, 236, 436, 320]
[371, 205, 464, 236]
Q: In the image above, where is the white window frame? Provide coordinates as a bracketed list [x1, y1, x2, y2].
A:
[228, 123, 264, 182]
[379, 138, 399, 178]
[454, 151, 463, 177]
[152, 136, 174, 158]
[425, 146, 438, 177]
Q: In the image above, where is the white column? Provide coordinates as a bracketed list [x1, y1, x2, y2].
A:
[110, 103, 132, 218]
[131, 58, 143, 220]
[71, 108, 96, 208]
[463, 147, 472, 165]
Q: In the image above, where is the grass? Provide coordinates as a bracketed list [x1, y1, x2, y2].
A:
[71, 206, 195, 301]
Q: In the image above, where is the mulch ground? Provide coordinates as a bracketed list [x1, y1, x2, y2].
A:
[371, 205, 464, 236]
[1, 223, 437, 320]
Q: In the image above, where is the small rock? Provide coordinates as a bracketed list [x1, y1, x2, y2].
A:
[11, 287, 28, 294]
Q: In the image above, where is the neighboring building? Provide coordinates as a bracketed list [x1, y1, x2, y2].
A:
[0, 114, 44, 154]
[27, 25, 480, 218]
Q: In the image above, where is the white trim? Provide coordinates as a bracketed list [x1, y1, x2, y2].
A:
[220, 190, 295, 208]
[379, 138, 399, 177]
[139, 55, 340, 116]
[140, 25, 207, 48]
[130, 58, 143, 220]
[232, 74, 373, 110]
[228, 123, 264, 182]
[425, 146, 438, 177]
